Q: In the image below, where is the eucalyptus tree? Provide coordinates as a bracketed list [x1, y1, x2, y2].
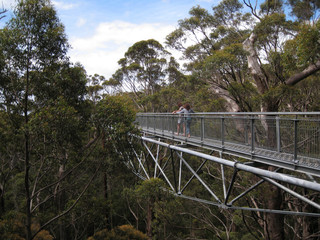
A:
[166, 1, 320, 112]
[110, 39, 172, 112]
[0, 0, 88, 239]
[0, 1, 144, 239]
[166, 3, 256, 112]
[241, 3, 320, 237]
[166, 0, 320, 239]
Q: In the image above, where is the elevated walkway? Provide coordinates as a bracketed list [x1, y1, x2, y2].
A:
[136, 112, 320, 177]
[131, 112, 320, 216]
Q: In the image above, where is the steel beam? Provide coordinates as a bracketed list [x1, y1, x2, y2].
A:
[141, 136, 320, 192]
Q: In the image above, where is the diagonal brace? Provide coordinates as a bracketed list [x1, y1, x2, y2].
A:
[175, 151, 221, 203]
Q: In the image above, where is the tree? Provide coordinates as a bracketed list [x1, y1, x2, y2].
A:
[241, 5, 319, 237]
[88, 225, 148, 240]
[166, 0, 320, 239]
[0, 1, 91, 239]
[110, 39, 172, 112]
[166, 4, 257, 112]
[124, 178, 179, 239]
[1, 0, 70, 238]
[0, 2, 141, 237]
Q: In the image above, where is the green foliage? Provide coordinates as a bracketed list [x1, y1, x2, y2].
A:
[111, 39, 173, 112]
[29, 97, 81, 148]
[4, 0, 68, 73]
[95, 95, 137, 136]
[87, 74, 105, 102]
[295, 23, 320, 65]
[0, 212, 25, 240]
[254, 13, 294, 45]
[134, 178, 166, 199]
[0, 212, 54, 240]
[88, 225, 148, 240]
[33, 62, 87, 108]
[287, 0, 320, 21]
[32, 224, 54, 240]
[260, 0, 283, 14]
[227, 81, 260, 111]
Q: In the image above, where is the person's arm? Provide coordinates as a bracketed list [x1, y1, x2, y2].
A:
[177, 109, 187, 114]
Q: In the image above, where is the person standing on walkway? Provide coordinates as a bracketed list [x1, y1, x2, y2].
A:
[176, 103, 194, 137]
[172, 103, 185, 135]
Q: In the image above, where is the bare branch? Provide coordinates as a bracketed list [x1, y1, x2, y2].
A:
[0, 9, 7, 20]
[285, 60, 320, 86]
[31, 136, 100, 200]
[242, 0, 261, 20]
[31, 162, 102, 240]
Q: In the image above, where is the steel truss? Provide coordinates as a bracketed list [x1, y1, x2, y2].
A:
[128, 135, 320, 217]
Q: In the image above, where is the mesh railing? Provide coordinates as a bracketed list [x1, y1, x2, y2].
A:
[136, 112, 320, 161]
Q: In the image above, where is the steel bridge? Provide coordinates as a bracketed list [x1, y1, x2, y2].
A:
[130, 112, 320, 216]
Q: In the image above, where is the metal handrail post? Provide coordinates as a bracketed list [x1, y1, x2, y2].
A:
[221, 117, 225, 148]
[146, 115, 149, 130]
[201, 116, 204, 142]
[245, 117, 249, 145]
[162, 115, 164, 135]
[276, 116, 281, 152]
[294, 119, 298, 163]
[251, 117, 255, 154]
[172, 115, 175, 136]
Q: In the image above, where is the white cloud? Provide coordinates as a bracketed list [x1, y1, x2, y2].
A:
[1, 0, 77, 10]
[1, 0, 16, 9]
[197, 0, 215, 2]
[52, 1, 78, 10]
[69, 21, 175, 78]
[76, 17, 87, 27]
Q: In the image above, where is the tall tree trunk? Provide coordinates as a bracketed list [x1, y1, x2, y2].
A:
[146, 200, 153, 239]
[263, 112, 284, 240]
[264, 177, 284, 240]
[244, 33, 284, 240]
[302, 190, 319, 239]
[104, 172, 114, 230]
[25, 130, 32, 240]
[0, 184, 4, 214]
[102, 132, 113, 230]
[24, 67, 32, 240]
[57, 164, 66, 240]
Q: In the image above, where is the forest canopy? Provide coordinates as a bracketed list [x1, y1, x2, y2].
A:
[0, 0, 319, 240]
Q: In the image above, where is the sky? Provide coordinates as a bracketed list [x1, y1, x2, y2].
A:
[2, 0, 219, 79]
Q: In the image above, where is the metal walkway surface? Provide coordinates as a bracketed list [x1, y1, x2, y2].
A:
[136, 112, 320, 177]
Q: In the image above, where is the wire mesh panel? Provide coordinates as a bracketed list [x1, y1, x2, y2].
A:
[297, 119, 320, 159]
[224, 116, 249, 145]
[279, 118, 295, 155]
[254, 116, 278, 151]
[188, 116, 201, 138]
[164, 115, 175, 134]
[203, 116, 221, 141]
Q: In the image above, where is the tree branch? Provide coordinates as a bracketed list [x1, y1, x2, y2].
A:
[285, 60, 320, 86]
[0, 9, 7, 20]
[31, 135, 100, 200]
[31, 162, 102, 240]
[242, 0, 261, 20]
[243, 33, 268, 94]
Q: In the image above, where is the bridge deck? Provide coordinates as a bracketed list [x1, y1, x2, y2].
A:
[136, 112, 320, 177]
